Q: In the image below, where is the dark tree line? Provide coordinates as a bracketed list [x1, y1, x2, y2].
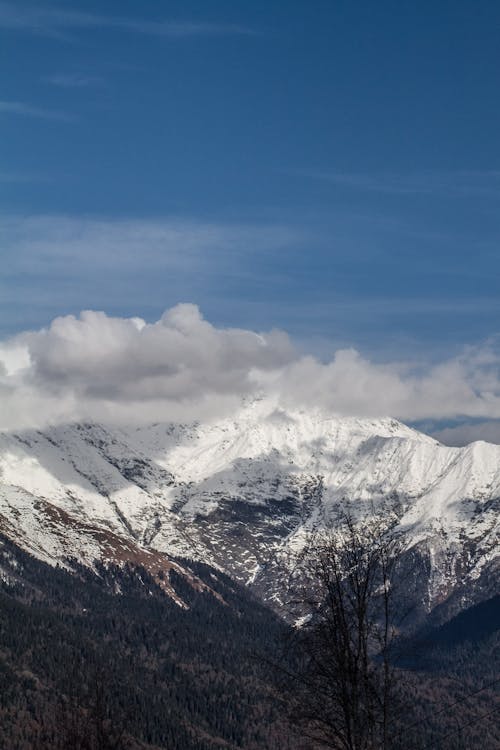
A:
[0, 536, 293, 750]
[0, 528, 497, 750]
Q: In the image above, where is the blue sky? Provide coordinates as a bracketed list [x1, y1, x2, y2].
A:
[1, 0, 499, 364]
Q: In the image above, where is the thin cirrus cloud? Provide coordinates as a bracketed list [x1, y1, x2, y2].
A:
[292, 169, 500, 198]
[0, 303, 500, 438]
[0, 171, 47, 183]
[42, 73, 105, 88]
[0, 100, 74, 121]
[1, 214, 299, 274]
[0, 213, 303, 334]
[0, 2, 254, 38]
[431, 420, 500, 447]
[1, 212, 497, 348]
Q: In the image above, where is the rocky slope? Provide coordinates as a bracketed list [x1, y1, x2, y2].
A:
[0, 397, 498, 617]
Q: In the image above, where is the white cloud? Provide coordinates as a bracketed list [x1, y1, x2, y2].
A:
[0, 305, 294, 429]
[1, 305, 500, 438]
[273, 344, 500, 422]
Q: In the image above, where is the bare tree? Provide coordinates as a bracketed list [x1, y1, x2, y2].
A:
[283, 513, 407, 750]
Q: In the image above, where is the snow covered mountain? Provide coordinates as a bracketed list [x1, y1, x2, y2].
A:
[0, 397, 498, 618]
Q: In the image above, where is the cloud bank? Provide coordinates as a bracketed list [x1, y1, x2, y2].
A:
[1, 304, 500, 440]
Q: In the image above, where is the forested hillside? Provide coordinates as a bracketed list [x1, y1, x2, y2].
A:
[392, 596, 500, 749]
[0, 535, 292, 749]
[0, 533, 498, 749]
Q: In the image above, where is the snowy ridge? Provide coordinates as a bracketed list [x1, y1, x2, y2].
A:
[0, 398, 498, 613]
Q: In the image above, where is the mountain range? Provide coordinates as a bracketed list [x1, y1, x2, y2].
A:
[1, 396, 498, 624]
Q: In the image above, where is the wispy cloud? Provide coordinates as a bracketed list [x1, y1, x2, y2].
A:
[431, 420, 500, 446]
[42, 73, 104, 88]
[0, 2, 254, 38]
[1, 214, 297, 273]
[0, 213, 301, 335]
[0, 171, 47, 183]
[293, 169, 500, 198]
[0, 100, 74, 121]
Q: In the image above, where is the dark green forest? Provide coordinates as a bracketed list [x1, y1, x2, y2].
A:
[0, 534, 498, 749]
[0, 536, 291, 749]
